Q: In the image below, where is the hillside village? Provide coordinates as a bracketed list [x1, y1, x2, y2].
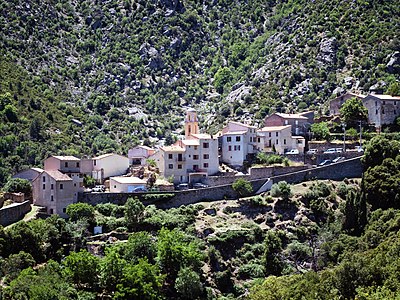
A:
[5, 91, 400, 219]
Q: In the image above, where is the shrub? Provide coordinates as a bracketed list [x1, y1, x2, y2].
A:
[232, 178, 253, 198]
[270, 181, 292, 200]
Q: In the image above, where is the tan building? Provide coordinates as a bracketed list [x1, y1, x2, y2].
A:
[329, 92, 366, 116]
[80, 153, 129, 183]
[152, 108, 219, 184]
[256, 125, 305, 154]
[43, 155, 84, 196]
[363, 94, 400, 131]
[32, 170, 75, 217]
[219, 121, 257, 167]
[264, 112, 314, 136]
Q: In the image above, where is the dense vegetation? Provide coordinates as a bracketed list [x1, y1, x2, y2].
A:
[0, 0, 399, 186]
[0, 135, 399, 298]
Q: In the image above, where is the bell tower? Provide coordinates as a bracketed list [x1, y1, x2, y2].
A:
[185, 108, 199, 138]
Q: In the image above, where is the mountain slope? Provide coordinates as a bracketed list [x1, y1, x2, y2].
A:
[0, 0, 399, 185]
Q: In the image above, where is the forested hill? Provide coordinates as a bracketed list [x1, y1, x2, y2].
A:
[0, 0, 399, 185]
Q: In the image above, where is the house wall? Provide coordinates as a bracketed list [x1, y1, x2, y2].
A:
[256, 127, 293, 154]
[32, 174, 75, 217]
[109, 179, 145, 193]
[93, 155, 129, 180]
[44, 157, 80, 173]
[221, 134, 246, 166]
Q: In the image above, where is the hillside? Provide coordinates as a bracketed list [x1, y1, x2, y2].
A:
[0, 0, 399, 185]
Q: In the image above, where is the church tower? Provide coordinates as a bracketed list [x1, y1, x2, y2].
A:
[185, 108, 199, 138]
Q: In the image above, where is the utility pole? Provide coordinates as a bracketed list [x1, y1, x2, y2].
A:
[342, 123, 346, 152]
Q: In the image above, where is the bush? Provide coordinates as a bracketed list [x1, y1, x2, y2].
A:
[270, 181, 292, 200]
[232, 178, 253, 198]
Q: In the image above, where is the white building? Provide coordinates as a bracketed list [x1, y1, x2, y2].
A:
[219, 121, 257, 167]
[256, 125, 305, 154]
[152, 108, 219, 184]
[363, 94, 400, 131]
[32, 170, 75, 217]
[128, 146, 156, 165]
[84, 153, 130, 183]
[109, 176, 147, 193]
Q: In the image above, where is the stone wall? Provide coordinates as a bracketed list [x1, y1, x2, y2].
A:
[79, 157, 363, 209]
[271, 156, 363, 185]
[0, 201, 31, 227]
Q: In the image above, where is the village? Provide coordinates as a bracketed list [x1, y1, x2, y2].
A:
[6, 91, 400, 218]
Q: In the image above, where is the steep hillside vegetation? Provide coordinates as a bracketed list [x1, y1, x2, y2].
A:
[0, 0, 399, 185]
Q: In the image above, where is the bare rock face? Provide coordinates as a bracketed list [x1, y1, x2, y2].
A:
[225, 84, 252, 104]
[158, 0, 185, 13]
[317, 37, 337, 65]
[139, 43, 165, 70]
[387, 51, 400, 74]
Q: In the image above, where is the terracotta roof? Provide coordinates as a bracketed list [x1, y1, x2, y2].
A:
[190, 133, 214, 139]
[110, 176, 146, 184]
[52, 155, 80, 161]
[161, 145, 185, 152]
[45, 170, 73, 181]
[258, 125, 291, 132]
[227, 121, 257, 128]
[181, 139, 200, 146]
[275, 113, 308, 120]
[94, 153, 128, 160]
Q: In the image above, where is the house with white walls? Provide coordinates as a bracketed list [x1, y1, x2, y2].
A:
[152, 108, 219, 184]
[219, 121, 257, 167]
[80, 153, 129, 183]
[109, 176, 147, 193]
[256, 125, 305, 154]
[128, 145, 156, 165]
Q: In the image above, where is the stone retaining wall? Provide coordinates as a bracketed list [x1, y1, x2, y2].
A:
[0, 201, 31, 227]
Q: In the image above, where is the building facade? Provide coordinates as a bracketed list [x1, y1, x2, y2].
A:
[329, 92, 366, 116]
[256, 125, 305, 154]
[219, 121, 257, 167]
[152, 109, 219, 184]
[363, 94, 400, 131]
[109, 177, 147, 193]
[264, 112, 314, 136]
[128, 146, 156, 165]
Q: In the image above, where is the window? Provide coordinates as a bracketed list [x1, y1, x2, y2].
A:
[49, 209, 53, 214]
[51, 184, 54, 190]
[203, 143, 209, 148]
[203, 163, 209, 168]
[383, 101, 386, 105]
[63, 208, 66, 213]
[276, 132, 278, 137]
[76, 162, 80, 168]
[227, 137, 232, 142]
[178, 154, 183, 161]
[234, 145, 237, 151]
[203, 154, 209, 159]
[114, 185, 116, 188]
[74, 183, 76, 187]
[269, 132, 272, 137]
[382, 108, 385, 114]
[284, 139, 286, 145]
[178, 164, 182, 169]
[168, 164, 173, 169]
[194, 146, 198, 150]
[193, 155, 199, 160]
[43, 184, 45, 189]
[65, 162, 68, 168]
[228, 145, 232, 151]
[94, 160, 97, 166]
[238, 145, 241, 151]
[257, 137, 261, 143]
[276, 139, 279, 144]
[236, 136, 241, 142]
[60, 184, 63, 190]
[43, 176, 45, 182]
[168, 154, 173, 159]
[193, 165, 199, 170]
[51, 195, 54, 202]
[376, 109, 378, 114]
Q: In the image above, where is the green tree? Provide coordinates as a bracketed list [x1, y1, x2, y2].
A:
[63, 250, 99, 288]
[99, 247, 126, 293]
[362, 135, 400, 169]
[124, 197, 145, 231]
[0, 251, 35, 283]
[232, 178, 253, 198]
[270, 181, 292, 201]
[3, 178, 32, 196]
[66, 203, 95, 223]
[123, 231, 156, 264]
[343, 190, 367, 235]
[263, 230, 284, 276]
[114, 258, 164, 300]
[311, 122, 330, 140]
[213, 67, 232, 93]
[175, 267, 203, 300]
[340, 97, 368, 128]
